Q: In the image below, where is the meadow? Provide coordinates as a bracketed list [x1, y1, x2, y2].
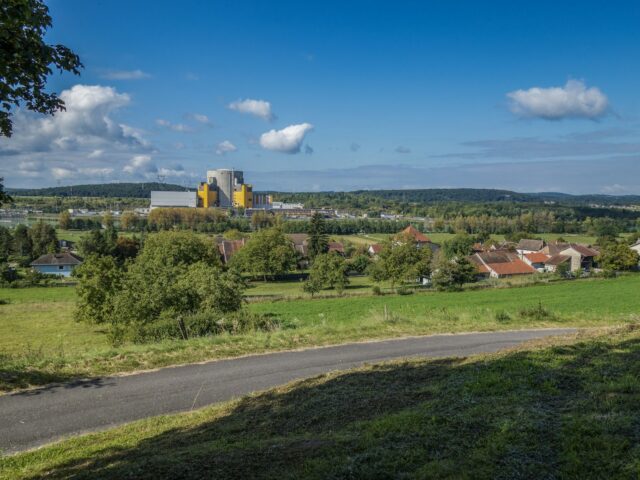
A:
[1, 274, 639, 393]
[2, 325, 639, 478]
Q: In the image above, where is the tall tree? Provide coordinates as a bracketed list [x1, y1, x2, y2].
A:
[231, 227, 296, 280]
[370, 237, 433, 289]
[308, 212, 329, 259]
[12, 224, 32, 257]
[28, 220, 58, 257]
[58, 210, 72, 229]
[0, 178, 11, 206]
[1, 0, 82, 137]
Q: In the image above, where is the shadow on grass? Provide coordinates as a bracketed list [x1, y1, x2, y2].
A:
[0, 366, 80, 394]
[12, 332, 640, 479]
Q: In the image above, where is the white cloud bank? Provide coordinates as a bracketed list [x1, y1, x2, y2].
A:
[507, 80, 609, 120]
[216, 140, 237, 155]
[156, 119, 192, 132]
[259, 123, 313, 153]
[228, 99, 274, 121]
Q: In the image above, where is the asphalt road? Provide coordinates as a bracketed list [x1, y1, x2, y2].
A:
[0, 328, 576, 454]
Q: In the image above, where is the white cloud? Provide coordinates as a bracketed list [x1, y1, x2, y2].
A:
[123, 154, 157, 178]
[158, 165, 187, 177]
[228, 99, 274, 121]
[507, 80, 609, 120]
[51, 167, 76, 180]
[0, 84, 148, 154]
[156, 119, 192, 132]
[100, 69, 150, 80]
[79, 167, 115, 176]
[191, 113, 211, 125]
[216, 140, 237, 155]
[259, 123, 314, 153]
[88, 149, 104, 158]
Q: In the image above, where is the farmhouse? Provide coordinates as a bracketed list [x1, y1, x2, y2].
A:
[516, 239, 545, 256]
[523, 252, 550, 272]
[217, 238, 246, 264]
[30, 252, 83, 277]
[544, 254, 571, 273]
[469, 251, 536, 278]
[368, 243, 383, 257]
[631, 239, 640, 256]
[558, 244, 599, 272]
[396, 226, 440, 254]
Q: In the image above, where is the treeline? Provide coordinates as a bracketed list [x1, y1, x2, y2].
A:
[7, 182, 188, 198]
[270, 188, 640, 209]
[8, 195, 148, 213]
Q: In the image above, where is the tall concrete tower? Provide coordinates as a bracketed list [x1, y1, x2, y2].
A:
[206, 169, 244, 207]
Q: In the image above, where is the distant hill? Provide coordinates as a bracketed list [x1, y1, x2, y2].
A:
[6, 184, 640, 205]
[268, 188, 640, 206]
[7, 183, 190, 198]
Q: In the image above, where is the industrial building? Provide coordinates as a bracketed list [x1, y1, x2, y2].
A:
[150, 169, 273, 210]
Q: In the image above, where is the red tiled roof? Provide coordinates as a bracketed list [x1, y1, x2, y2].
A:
[525, 252, 550, 263]
[563, 244, 599, 257]
[400, 225, 431, 243]
[486, 259, 536, 275]
[544, 254, 570, 266]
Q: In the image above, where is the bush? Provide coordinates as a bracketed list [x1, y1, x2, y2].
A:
[396, 285, 413, 295]
[372, 285, 382, 296]
[494, 310, 511, 322]
[134, 310, 280, 342]
[518, 302, 555, 321]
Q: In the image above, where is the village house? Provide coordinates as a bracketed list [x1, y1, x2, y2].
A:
[368, 243, 383, 257]
[30, 252, 83, 277]
[516, 239, 545, 256]
[523, 252, 550, 272]
[217, 238, 247, 264]
[468, 251, 537, 278]
[543, 254, 571, 273]
[557, 244, 599, 272]
[631, 239, 640, 256]
[397, 225, 440, 254]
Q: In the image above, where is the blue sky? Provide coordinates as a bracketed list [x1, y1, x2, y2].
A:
[2, 0, 640, 193]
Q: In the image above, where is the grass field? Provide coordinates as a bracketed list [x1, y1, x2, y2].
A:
[1, 275, 639, 393]
[2, 325, 639, 478]
[335, 232, 600, 246]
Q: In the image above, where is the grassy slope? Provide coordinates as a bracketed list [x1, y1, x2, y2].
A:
[2, 326, 639, 479]
[336, 232, 600, 246]
[1, 275, 639, 393]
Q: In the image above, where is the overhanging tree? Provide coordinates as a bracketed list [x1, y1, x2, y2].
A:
[1, 0, 83, 137]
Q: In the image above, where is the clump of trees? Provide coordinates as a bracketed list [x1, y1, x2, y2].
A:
[0, 221, 58, 264]
[597, 241, 639, 272]
[304, 252, 349, 296]
[147, 207, 250, 233]
[74, 231, 274, 344]
[231, 227, 296, 280]
[369, 236, 433, 291]
[431, 254, 478, 291]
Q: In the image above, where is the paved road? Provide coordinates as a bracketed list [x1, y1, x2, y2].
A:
[0, 328, 575, 454]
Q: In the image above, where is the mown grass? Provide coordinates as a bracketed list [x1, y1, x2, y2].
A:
[1, 275, 640, 393]
[335, 232, 601, 246]
[2, 326, 639, 478]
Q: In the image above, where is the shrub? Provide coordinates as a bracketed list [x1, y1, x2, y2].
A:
[372, 285, 382, 296]
[494, 310, 511, 322]
[396, 285, 413, 295]
[134, 310, 281, 342]
[518, 302, 555, 321]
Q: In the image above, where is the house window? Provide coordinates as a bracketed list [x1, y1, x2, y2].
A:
[59, 266, 64, 270]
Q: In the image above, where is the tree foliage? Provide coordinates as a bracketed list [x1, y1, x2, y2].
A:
[231, 227, 296, 280]
[28, 220, 58, 257]
[369, 237, 432, 288]
[597, 242, 639, 272]
[431, 255, 477, 291]
[1, 0, 83, 137]
[74, 231, 242, 344]
[308, 212, 329, 259]
[305, 252, 349, 295]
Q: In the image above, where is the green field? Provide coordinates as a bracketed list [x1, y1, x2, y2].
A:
[2, 326, 638, 478]
[1, 275, 639, 393]
[336, 232, 600, 246]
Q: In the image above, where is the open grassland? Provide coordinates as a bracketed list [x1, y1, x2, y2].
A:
[2, 326, 639, 479]
[335, 232, 600, 246]
[1, 275, 639, 393]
